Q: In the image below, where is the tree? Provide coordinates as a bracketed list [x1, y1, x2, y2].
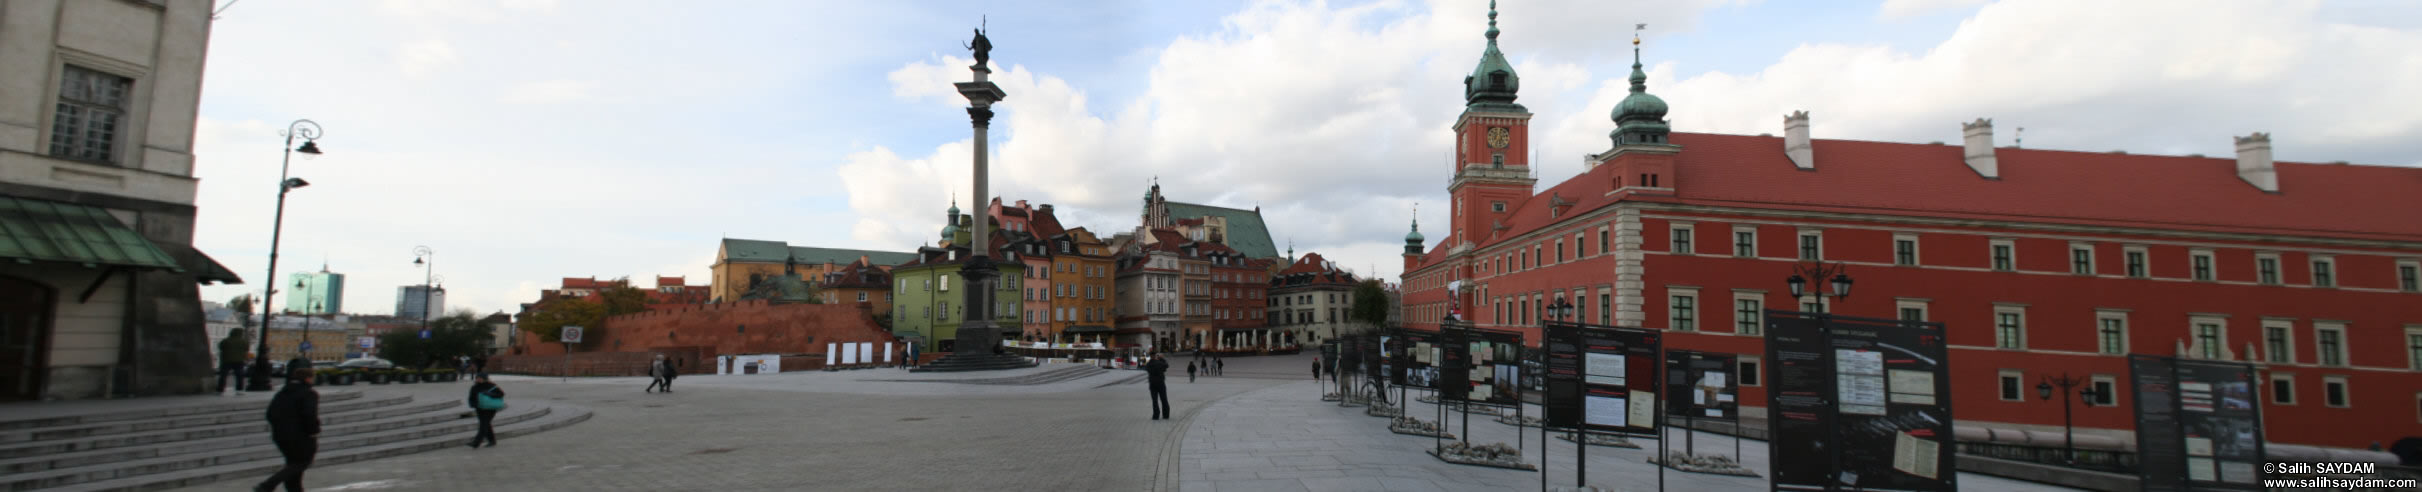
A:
[377, 312, 488, 369]
[518, 297, 607, 348]
[599, 280, 649, 315]
[1349, 280, 1392, 332]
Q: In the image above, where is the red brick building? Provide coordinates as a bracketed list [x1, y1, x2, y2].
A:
[1400, 23, 2422, 448]
[1206, 242, 1275, 351]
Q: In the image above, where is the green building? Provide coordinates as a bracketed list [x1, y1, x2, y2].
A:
[891, 205, 1025, 352]
[285, 267, 344, 315]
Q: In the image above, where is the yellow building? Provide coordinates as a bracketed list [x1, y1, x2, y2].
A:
[710, 239, 915, 303]
[1048, 228, 1117, 344]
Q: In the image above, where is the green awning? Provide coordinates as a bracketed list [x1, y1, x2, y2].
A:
[0, 196, 183, 271]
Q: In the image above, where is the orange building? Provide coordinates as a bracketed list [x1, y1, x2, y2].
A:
[817, 258, 894, 315]
[1050, 227, 1117, 344]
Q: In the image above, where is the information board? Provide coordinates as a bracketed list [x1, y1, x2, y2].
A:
[1666, 351, 1740, 422]
[1542, 322, 1662, 435]
[1392, 329, 1438, 388]
[1361, 335, 1384, 384]
[1321, 341, 1340, 375]
[1765, 310, 1955, 492]
[2130, 355, 2265, 491]
[1438, 324, 1471, 401]
[1464, 328, 1525, 407]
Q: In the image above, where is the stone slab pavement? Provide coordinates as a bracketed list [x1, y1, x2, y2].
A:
[1179, 378, 2083, 492]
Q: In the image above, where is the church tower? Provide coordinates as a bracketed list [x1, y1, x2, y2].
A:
[1448, 1, 1538, 249]
[1593, 28, 1681, 195]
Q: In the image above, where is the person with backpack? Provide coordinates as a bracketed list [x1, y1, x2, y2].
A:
[217, 329, 248, 395]
[255, 367, 319, 492]
[467, 374, 504, 448]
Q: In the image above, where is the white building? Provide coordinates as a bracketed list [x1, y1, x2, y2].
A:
[0, 0, 232, 401]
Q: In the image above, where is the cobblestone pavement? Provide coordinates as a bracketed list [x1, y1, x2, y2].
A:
[1179, 379, 2082, 492]
[164, 356, 1291, 492]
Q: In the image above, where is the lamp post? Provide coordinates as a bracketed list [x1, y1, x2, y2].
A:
[249, 120, 323, 392]
[1785, 261, 1854, 313]
[2037, 372, 2098, 466]
[413, 246, 436, 331]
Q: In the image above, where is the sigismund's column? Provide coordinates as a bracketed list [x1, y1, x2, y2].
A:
[952, 27, 1008, 356]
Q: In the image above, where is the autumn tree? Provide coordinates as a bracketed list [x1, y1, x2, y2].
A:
[518, 297, 608, 348]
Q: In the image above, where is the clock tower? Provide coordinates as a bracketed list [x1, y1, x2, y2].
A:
[1448, 1, 1536, 250]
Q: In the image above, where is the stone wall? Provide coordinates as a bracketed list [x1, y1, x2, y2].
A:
[500, 300, 900, 374]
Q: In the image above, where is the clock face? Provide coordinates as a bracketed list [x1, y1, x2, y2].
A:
[1486, 127, 1510, 149]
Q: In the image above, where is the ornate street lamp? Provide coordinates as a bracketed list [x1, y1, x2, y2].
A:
[1785, 261, 1852, 314]
[250, 119, 323, 392]
[2038, 373, 2098, 466]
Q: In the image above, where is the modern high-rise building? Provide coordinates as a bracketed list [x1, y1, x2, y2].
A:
[286, 267, 344, 315]
[395, 285, 447, 321]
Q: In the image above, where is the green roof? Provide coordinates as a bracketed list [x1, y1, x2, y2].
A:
[718, 238, 917, 267]
[0, 196, 183, 271]
[1162, 201, 1279, 259]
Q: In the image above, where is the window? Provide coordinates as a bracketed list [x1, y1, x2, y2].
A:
[2097, 313, 2127, 355]
[1491, 201, 1507, 213]
[1990, 240, 2015, 272]
[2256, 254, 2281, 285]
[1735, 228, 1757, 258]
[2408, 326, 2422, 370]
[1670, 224, 1694, 255]
[1896, 299, 1929, 322]
[1557, 239, 1567, 262]
[2312, 257, 2336, 288]
[1740, 357, 1762, 387]
[1599, 292, 1611, 325]
[1994, 308, 2025, 349]
[2071, 244, 2095, 275]
[50, 65, 134, 163]
[2271, 373, 2296, 405]
[2401, 261, 2420, 292]
[1802, 301, 1824, 314]
[1900, 308, 1924, 322]
[2194, 321, 2224, 360]
[1600, 228, 1610, 258]
[2324, 376, 2349, 408]
[2089, 376, 2116, 406]
[1669, 291, 1697, 331]
[2191, 250, 2215, 281]
[1999, 371, 2024, 401]
[2265, 321, 2294, 364]
[2125, 247, 2148, 278]
[1578, 233, 1590, 257]
[1736, 298, 1762, 335]
[941, 276, 951, 291]
[1798, 231, 1822, 261]
[2317, 323, 2347, 366]
[1894, 235, 1919, 266]
[855, 292, 867, 302]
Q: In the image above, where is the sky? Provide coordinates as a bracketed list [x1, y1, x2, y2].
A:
[190, 0, 2422, 317]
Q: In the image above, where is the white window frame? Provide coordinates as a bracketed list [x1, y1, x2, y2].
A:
[2271, 372, 2296, 405]
[2190, 315, 2229, 360]
[1797, 229, 1824, 261]
[2255, 252, 2281, 285]
[1734, 225, 1758, 258]
[1999, 370, 2024, 401]
[1993, 304, 2027, 350]
[2124, 245, 2149, 278]
[2406, 325, 2422, 371]
[1989, 239, 2017, 272]
[1733, 289, 1765, 335]
[1670, 223, 1695, 255]
[2399, 259, 2421, 293]
[2311, 255, 2337, 288]
[1669, 287, 1699, 332]
[1893, 233, 1921, 266]
[2263, 319, 2296, 364]
[2316, 322, 2349, 367]
[2089, 374, 2117, 406]
[2190, 249, 2216, 282]
[2323, 375, 2350, 408]
[1740, 355, 1763, 387]
[2096, 310, 2128, 355]
[2069, 242, 2095, 275]
[1896, 298, 1930, 322]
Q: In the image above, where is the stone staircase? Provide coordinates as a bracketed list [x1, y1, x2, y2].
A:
[879, 365, 1106, 385]
[910, 353, 1039, 373]
[0, 391, 591, 491]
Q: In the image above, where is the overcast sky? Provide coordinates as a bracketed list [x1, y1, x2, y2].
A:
[191, 0, 2422, 317]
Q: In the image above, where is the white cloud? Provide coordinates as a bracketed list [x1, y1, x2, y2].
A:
[1877, 0, 1988, 21]
[500, 80, 599, 104]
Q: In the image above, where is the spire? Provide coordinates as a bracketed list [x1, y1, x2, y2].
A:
[1610, 23, 1672, 146]
[1485, 0, 1499, 41]
[1462, 0, 1523, 112]
[1403, 205, 1426, 255]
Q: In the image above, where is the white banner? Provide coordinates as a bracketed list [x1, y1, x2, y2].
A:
[884, 342, 894, 362]
[859, 343, 872, 364]
[826, 343, 836, 366]
[841, 343, 858, 365]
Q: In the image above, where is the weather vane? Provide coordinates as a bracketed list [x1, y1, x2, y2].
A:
[1634, 23, 1646, 45]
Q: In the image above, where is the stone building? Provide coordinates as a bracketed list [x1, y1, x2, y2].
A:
[710, 238, 914, 303]
[1114, 229, 1188, 351]
[1397, 5, 2422, 449]
[0, 0, 240, 400]
[1271, 253, 1361, 346]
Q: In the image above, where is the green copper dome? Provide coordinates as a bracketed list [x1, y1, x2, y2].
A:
[1609, 39, 1673, 146]
[1462, 1, 1524, 113]
[1403, 217, 1424, 255]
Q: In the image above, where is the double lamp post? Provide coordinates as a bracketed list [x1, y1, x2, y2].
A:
[247, 120, 324, 392]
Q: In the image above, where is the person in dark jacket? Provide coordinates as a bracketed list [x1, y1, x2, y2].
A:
[286, 355, 312, 381]
[645, 355, 668, 393]
[1186, 360, 1197, 383]
[218, 329, 249, 394]
[1312, 357, 1321, 380]
[1145, 353, 1171, 420]
[472, 355, 487, 376]
[467, 374, 504, 448]
[661, 359, 679, 392]
[256, 367, 319, 492]
[1215, 357, 1224, 376]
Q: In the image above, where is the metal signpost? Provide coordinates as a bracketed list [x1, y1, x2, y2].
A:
[560, 325, 583, 381]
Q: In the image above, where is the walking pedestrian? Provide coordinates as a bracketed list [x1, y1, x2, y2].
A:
[255, 367, 319, 492]
[472, 354, 487, 376]
[1215, 357, 1225, 376]
[1146, 353, 1171, 420]
[644, 355, 667, 393]
[662, 358, 679, 392]
[217, 329, 249, 395]
[467, 374, 504, 448]
[1187, 360, 1197, 383]
[1312, 357, 1321, 380]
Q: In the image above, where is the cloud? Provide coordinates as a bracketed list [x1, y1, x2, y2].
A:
[1876, 0, 1988, 21]
[500, 80, 599, 104]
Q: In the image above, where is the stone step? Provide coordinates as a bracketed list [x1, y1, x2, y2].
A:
[3, 406, 556, 491]
[0, 392, 362, 433]
[0, 399, 464, 474]
[0, 396, 413, 449]
[45, 405, 594, 492]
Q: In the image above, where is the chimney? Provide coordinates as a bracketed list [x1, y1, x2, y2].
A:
[1961, 118, 1999, 179]
[1784, 111, 1813, 170]
[1016, 199, 1028, 209]
[2235, 132, 2277, 192]
[1039, 204, 1053, 214]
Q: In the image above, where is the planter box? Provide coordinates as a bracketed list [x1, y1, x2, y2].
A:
[367, 374, 390, 384]
[397, 374, 420, 384]
[327, 374, 354, 386]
